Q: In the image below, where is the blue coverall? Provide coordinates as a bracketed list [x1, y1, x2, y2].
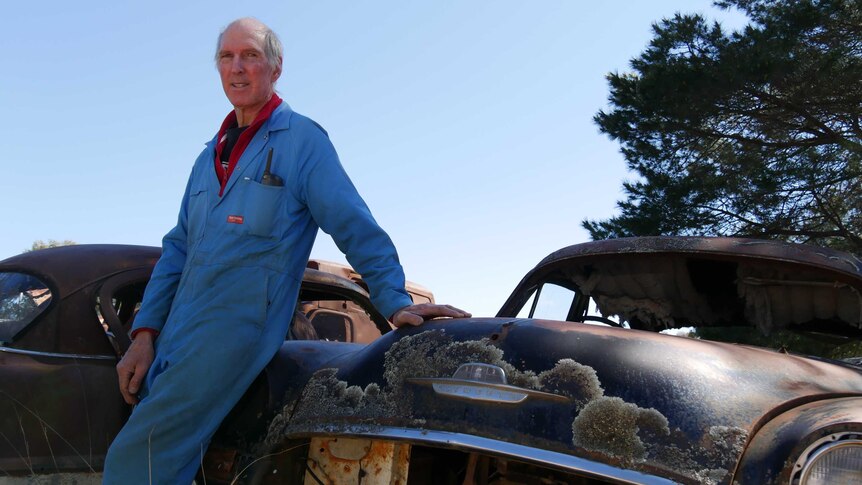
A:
[103, 102, 413, 483]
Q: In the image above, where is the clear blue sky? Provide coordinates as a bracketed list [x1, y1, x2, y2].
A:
[3, 1, 747, 316]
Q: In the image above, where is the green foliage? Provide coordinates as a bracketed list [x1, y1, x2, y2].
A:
[586, 0, 862, 255]
[27, 239, 77, 252]
[0, 293, 37, 322]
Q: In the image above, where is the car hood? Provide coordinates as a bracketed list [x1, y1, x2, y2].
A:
[263, 318, 862, 484]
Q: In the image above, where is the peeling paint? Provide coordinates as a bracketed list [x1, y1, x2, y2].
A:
[647, 425, 748, 485]
[706, 425, 747, 458]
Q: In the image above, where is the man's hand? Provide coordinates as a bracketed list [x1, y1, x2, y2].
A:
[116, 332, 155, 405]
[391, 303, 471, 328]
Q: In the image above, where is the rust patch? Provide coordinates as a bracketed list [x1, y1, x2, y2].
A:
[304, 437, 410, 484]
[646, 425, 748, 485]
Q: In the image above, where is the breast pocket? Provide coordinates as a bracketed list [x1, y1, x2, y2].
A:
[187, 187, 208, 243]
[239, 178, 283, 238]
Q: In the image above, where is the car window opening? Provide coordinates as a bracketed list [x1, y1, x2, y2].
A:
[290, 289, 388, 344]
[0, 272, 52, 344]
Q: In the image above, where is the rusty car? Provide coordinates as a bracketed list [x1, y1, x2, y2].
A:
[2, 238, 862, 484]
[211, 237, 862, 485]
[0, 244, 430, 482]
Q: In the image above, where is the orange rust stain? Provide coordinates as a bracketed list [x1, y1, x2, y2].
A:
[317, 439, 363, 464]
[344, 465, 351, 473]
[363, 441, 395, 463]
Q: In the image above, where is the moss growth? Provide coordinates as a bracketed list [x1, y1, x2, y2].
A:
[538, 359, 603, 410]
[291, 369, 396, 423]
[571, 396, 670, 463]
[572, 397, 647, 460]
[636, 407, 670, 441]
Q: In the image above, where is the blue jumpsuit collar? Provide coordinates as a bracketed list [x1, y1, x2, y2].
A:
[204, 102, 294, 149]
[212, 103, 295, 202]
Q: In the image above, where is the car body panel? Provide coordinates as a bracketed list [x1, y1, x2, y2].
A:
[257, 317, 862, 484]
[0, 348, 124, 473]
[736, 396, 862, 484]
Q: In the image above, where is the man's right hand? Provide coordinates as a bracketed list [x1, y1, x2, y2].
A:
[116, 332, 155, 405]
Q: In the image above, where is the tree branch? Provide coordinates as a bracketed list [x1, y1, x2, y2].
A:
[690, 203, 763, 228]
[756, 228, 847, 238]
[810, 190, 862, 246]
[742, 87, 842, 140]
[680, 124, 834, 149]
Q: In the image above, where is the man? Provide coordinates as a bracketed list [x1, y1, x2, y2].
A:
[103, 18, 469, 484]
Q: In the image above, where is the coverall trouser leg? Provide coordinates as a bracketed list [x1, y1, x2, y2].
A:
[103, 319, 267, 485]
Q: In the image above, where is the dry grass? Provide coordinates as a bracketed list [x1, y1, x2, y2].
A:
[0, 473, 102, 485]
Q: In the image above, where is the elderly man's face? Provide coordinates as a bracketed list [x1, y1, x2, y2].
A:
[217, 23, 280, 121]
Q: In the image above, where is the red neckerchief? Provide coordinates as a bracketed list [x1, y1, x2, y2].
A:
[214, 93, 283, 196]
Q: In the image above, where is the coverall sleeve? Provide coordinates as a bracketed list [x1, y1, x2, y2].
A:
[130, 172, 192, 334]
[295, 125, 414, 319]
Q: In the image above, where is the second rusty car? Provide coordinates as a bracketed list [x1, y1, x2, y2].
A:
[213, 237, 862, 485]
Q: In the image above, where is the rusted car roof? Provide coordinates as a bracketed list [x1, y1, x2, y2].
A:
[0, 245, 396, 348]
[0, 245, 392, 308]
[533, 236, 862, 282]
[0, 245, 161, 297]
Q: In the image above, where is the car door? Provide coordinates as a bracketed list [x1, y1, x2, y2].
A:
[0, 269, 147, 474]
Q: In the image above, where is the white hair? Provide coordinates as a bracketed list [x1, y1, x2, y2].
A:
[215, 18, 283, 70]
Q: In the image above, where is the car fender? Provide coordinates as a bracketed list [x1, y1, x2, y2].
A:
[734, 396, 862, 484]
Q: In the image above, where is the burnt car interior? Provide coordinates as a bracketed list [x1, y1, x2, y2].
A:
[509, 254, 862, 362]
[295, 291, 383, 344]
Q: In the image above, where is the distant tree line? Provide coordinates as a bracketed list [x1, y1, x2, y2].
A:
[27, 240, 77, 252]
